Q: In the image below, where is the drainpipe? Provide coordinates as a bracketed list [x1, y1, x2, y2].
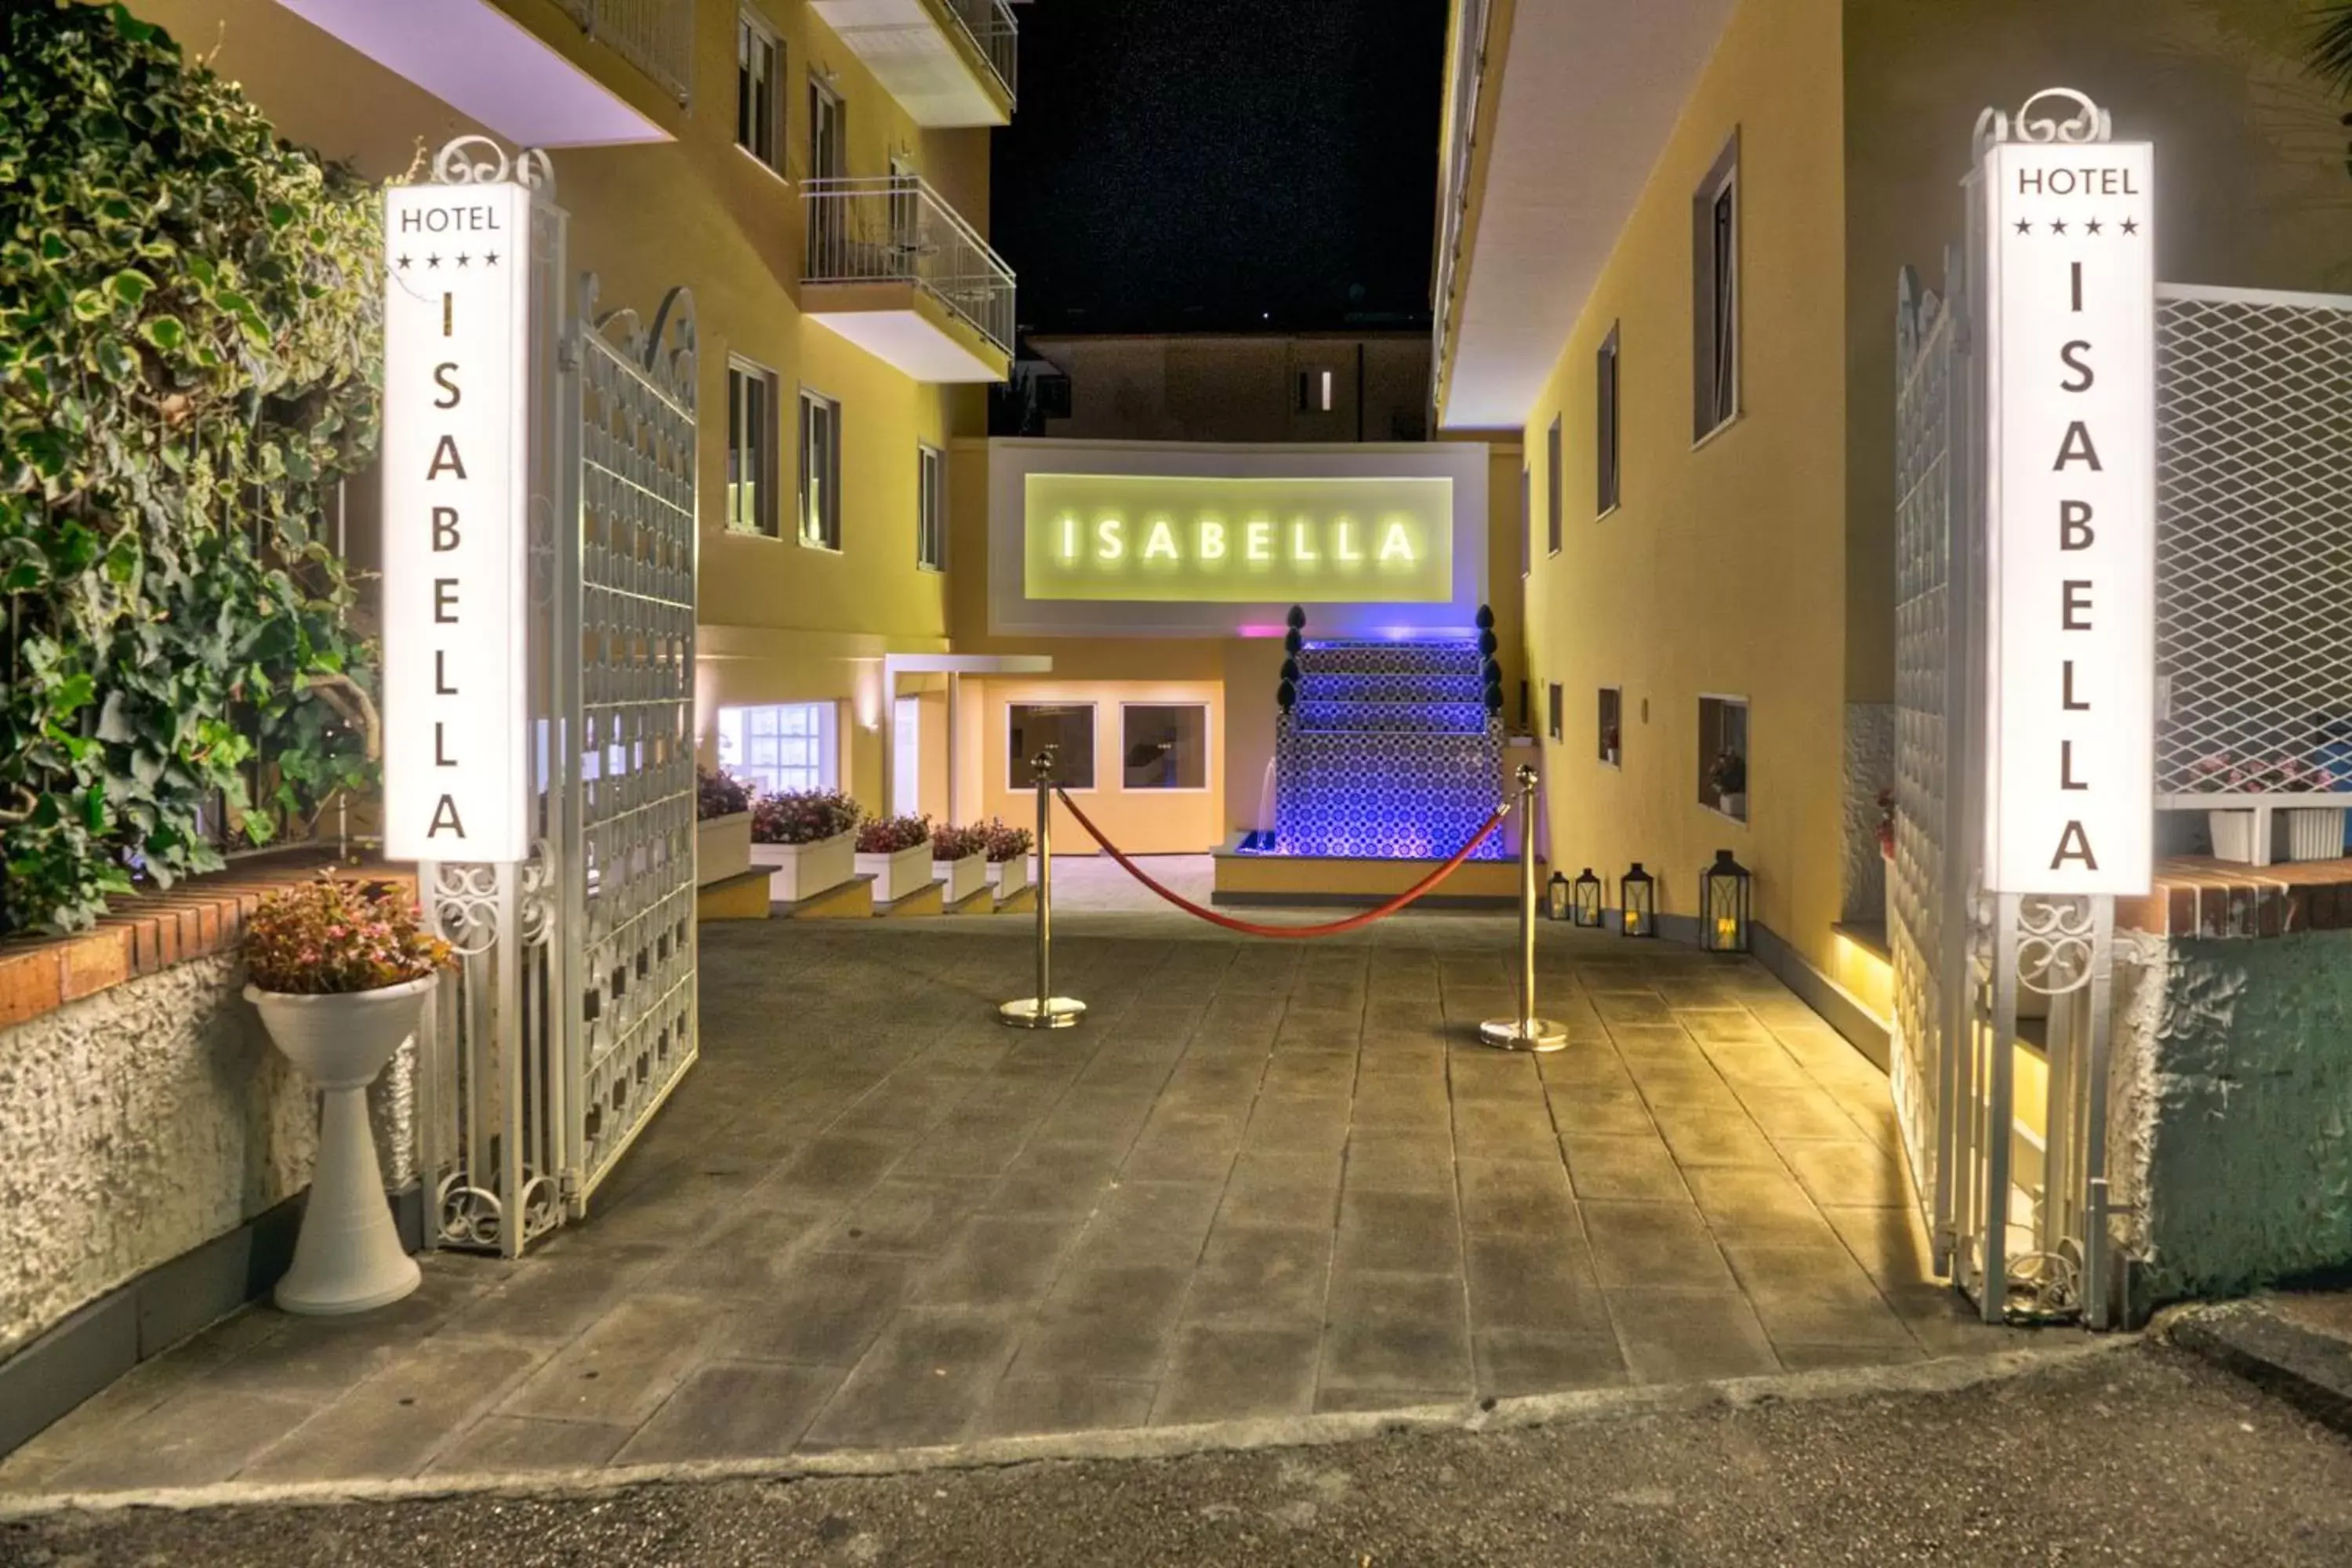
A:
[1356, 342, 1366, 443]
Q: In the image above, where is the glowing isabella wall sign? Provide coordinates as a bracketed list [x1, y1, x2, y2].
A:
[379, 177, 532, 862]
[1022, 473, 1454, 604]
[1980, 93, 2154, 895]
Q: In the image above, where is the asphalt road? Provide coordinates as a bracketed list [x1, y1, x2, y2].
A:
[5, 1344, 2349, 1566]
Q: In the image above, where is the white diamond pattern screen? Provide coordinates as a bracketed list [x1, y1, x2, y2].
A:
[2154, 289, 2352, 801]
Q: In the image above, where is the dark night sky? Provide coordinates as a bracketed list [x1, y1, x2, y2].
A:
[990, 0, 1450, 337]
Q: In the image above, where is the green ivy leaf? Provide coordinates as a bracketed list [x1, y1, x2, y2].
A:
[137, 314, 184, 350]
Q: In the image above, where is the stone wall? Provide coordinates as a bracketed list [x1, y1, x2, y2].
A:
[2113, 929, 2352, 1305]
[0, 952, 413, 1360]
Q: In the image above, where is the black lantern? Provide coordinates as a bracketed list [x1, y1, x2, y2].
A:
[1699, 849, 1751, 954]
[1572, 868, 1605, 928]
[1546, 870, 1571, 921]
[1620, 862, 1656, 938]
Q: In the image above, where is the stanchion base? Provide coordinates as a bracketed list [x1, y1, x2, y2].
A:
[1478, 1017, 1570, 1053]
[999, 996, 1087, 1030]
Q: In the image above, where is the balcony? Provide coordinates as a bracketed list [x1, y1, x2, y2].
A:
[808, 0, 1018, 127]
[553, 0, 694, 106]
[803, 176, 1014, 383]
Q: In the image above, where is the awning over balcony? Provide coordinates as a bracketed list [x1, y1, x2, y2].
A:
[274, 0, 671, 147]
[803, 176, 1014, 383]
[1434, 0, 1733, 429]
[809, 0, 1016, 128]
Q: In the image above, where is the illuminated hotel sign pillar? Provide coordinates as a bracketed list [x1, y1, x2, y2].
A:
[382, 166, 535, 862]
[1955, 89, 2151, 1328]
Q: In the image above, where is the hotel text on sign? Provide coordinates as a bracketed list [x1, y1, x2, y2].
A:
[1981, 140, 2155, 895]
[380, 182, 532, 862]
[1022, 473, 1454, 604]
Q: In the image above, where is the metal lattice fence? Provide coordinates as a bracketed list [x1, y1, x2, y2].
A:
[2154, 285, 2352, 806]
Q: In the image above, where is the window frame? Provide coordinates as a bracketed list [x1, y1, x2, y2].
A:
[1006, 701, 1098, 793]
[1518, 463, 1532, 579]
[716, 701, 839, 796]
[1545, 415, 1563, 557]
[916, 442, 946, 572]
[1596, 323, 1621, 517]
[1599, 686, 1623, 769]
[797, 387, 842, 552]
[724, 356, 782, 539]
[1697, 693, 1750, 822]
[1117, 702, 1212, 793]
[1546, 682, 1564, 744]
[735, 8, 785, 175]
[1692, 130, 1742, 445]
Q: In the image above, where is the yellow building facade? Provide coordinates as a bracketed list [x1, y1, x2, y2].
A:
[1437, 0, 2351, 1047]
[127, 0, 1014, 817]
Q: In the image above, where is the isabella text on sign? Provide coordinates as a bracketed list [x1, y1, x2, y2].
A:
[380, 182, 533, 862]
[1980, 136, 2156, 895]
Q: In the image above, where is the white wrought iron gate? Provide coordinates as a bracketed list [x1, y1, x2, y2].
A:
[414, 140, 700, 1256]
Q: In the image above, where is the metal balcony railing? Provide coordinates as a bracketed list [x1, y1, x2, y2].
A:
[937, 0, 1018, 102]
[803, 176, 1016, 357]
[556, 0, 694, 106]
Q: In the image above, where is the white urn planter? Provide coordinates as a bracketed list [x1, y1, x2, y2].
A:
[987, 855, 1029, 899]
[860, 840, 935, 904]
[935, 850, 988, 906]
[2209, 808, 2260, 866]
[752, 829, 856, 902]
[2287, 807, 2347, 863]
[696, 811, 753, 887]
[245, 975, 434, 1316]
[1719, 791, 1748, 820]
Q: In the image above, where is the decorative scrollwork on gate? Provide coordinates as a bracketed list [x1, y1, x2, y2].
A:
[2016, 895, 2098, 996]
[428, 862, 503, 956]
[433, 135, 557, 192]
[517, 841, 559, 949]
[1973, 87, 2111, 156]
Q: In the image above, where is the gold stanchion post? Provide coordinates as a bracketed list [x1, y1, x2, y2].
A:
[1479, 764, 1568, 1051]
[998, 746, 1086, 1029]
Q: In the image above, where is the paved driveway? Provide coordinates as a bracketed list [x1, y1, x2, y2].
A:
[0, 910, 2045, 1496]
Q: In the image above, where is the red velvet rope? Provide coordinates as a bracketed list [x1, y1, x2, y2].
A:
[1051, 789, 1509, 939]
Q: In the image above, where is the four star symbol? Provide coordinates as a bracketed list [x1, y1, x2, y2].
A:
[2010, 215, 2141, 240]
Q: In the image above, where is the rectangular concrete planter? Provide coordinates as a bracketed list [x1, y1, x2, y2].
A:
[2209, 809, 2260, 865]
[935, 851, 987, 906]
[695, 811, 753, 887]
[752, 829, 855, 902]
[988, 855, 1029, 899]
[2287, 807, 2347, 862]
[858, 841, 934, 904]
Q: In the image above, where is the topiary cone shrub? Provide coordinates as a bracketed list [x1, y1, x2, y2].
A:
[1, 2, 384, 934]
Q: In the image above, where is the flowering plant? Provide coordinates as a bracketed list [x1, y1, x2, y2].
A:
[1708, 750, 1747, 797]
[245, 873, 452, 996]
[2186, 754, 2338, 793]
[1876, 787, 1897, 860]
[697, 766, 752, 821]
[930, 823, 989, 861]
[750, 789, 862, 845]
[982, 819, 1034, 862]
[855, 814, 933, 855]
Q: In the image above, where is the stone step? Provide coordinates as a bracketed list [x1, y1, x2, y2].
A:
[1293, 641, 1483, 678]
[1289, 699, 1491, 735]
[778, 873, 876, 920]
[695, 867, 773, 922]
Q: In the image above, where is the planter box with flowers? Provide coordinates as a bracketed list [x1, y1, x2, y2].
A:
[857, 815, 935, 904]
[695, 767, 754, 887]
[243, 873, 452, 1316]
[985, 818, 1033, 898]
[751, 789, 864, 902]
[2185, 755, 2345, 866]
[931, 823, 990, 906]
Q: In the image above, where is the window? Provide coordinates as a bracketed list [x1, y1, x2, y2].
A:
[798, 389, 840, 550]
[1698, 695, 1748, 820]
[807, 76, 847, 270]
[916, 443, 946, 572]
[1596, 324, 1621, 515]
[735, 10, 783, 172]
[717, 702, 837, 796]
[725, 358, 780, 537]
[1297, 368, 1334, 413]
[1693, 131, 1740, 441]
[1546, 683, 1564, 743]
[1599, 687, 1622, 767]
[1121, 705, 1209, 790]
[1545, 416, 1563, 555]
[1007, 703, 1096, 789]
[1519, 464, 1531, 579]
